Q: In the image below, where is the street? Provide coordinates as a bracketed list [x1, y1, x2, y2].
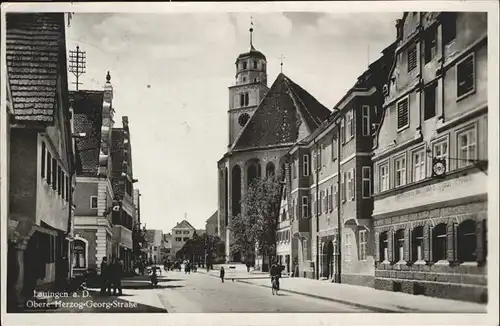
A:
[154, 271, 369, 313]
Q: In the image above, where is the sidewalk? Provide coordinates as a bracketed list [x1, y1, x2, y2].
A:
[23, 275, 167, 313]
[235, 277, 487, 313]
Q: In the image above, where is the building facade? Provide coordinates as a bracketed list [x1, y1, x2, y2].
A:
[161, 233, 173, 262]
[72, 74, 115, 275]
[171, 220, 197, 259]
[372, 12, 488, 303]
[217, 27, 331, 264]
[6, 13, 76, 309]
[145, 229, 163, 263]
[110, 116, 138, 273]
[282, 43, 395, 282]
[205, 211, 218, 237]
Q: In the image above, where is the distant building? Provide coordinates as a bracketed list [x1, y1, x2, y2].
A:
[205, 211, 218, 237]
[171, 220, 196, 259]
[160, 233, 173, 262]
[145, 229, 163, 264]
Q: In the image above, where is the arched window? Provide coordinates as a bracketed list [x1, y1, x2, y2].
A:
[232, 165, 242, 216]
[379, 232, 388, 262]
[240, 94, 245, 107]
[433, 223, 447, 262]
[394, 229, 405, 262]
[244, 93, 249, 106]
[412, 226, 424, 261]
[247, 164, 258, 187]
[73, 238, 87, 269]
[457, 220, 477, 262]
[266, 162, 275, 177]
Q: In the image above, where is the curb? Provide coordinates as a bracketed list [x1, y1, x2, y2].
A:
[235, 279, 398, 313]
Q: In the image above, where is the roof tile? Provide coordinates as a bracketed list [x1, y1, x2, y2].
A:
[232, 73, 330, 151]
[6, 13, 65, 125]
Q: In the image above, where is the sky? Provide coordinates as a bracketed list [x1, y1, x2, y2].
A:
[66, 11, 401, 232]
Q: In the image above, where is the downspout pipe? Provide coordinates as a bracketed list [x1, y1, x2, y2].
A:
[313, 138, 320, 280]
[336, 118, 342, 284]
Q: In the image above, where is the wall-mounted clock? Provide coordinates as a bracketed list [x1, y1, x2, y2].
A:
[432, 157, 446, 178]
[238, 113, 250, 127]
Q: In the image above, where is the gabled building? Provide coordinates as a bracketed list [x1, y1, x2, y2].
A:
[6, 13, 76, 309]
[171, 219, 196, 258]
[71, 72, 115, 275]
[110, 116, 138, 273]
[217, 27, 331, 264]
[372, 12, 487, 303]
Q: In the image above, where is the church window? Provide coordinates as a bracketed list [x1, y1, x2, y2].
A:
[240, 94, 245, 107]
[244, 93, 249, 106]
[243, 61, 247, 70]
[253, 60, 258, 69]
[243, 76, 246, 82]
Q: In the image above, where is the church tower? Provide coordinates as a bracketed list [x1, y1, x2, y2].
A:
[228, 22, 268, 147]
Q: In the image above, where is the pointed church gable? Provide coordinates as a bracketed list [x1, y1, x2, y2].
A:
[232, 73, 331, 151]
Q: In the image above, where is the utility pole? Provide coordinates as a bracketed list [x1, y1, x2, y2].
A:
[68, 45, 86, 90]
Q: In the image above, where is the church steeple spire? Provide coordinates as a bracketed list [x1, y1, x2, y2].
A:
[249, 17, 255, 51]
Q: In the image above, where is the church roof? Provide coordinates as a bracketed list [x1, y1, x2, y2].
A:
[71, 91, 105, 177]
[232, 73, 331, 151]
[6, 13, 66, 125]
[237, 45, 266, 61]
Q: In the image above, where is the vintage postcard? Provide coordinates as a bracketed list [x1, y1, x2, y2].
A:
[1, 1, 498, 326]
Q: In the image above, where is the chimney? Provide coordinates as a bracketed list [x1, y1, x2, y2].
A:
[396, 18, 403, 40]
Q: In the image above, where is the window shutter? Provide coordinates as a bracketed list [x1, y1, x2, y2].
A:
[404, 228, 411, 261]
[423, 225, 430, 261]
[352, 168, 356, 200]
[446, 221, 457, 262]
[375, 232, 380, 262]
[397, 99, 409, 129]
[476, 219, 486, 264]
[387, 230, 394, 262]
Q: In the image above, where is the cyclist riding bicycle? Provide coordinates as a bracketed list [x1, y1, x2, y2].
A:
[269, 263, 282, 295]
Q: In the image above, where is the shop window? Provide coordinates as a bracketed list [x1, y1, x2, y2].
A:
[394, 229, 405, 262]
[379, 231, 389, 262]
[433, 223, 447, 262]
[412, 226, 424, 261]
[457, 219, 477, 262]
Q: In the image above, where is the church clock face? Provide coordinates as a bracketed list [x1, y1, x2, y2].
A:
[238, 113, 250, 126]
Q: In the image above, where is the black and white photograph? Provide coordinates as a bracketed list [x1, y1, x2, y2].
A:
[1, 1, 498, 326]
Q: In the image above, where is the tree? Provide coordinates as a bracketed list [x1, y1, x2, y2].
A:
[132, 225, 148, 262]
[231, 175, 283, 263]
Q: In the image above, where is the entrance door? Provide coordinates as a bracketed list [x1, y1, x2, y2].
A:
[326, 241, 334, 279]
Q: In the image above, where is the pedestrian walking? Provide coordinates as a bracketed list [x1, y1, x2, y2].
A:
[100, 257, 110, 295]
[220, 266, 225, 283]
[110, 257, 123, 296]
